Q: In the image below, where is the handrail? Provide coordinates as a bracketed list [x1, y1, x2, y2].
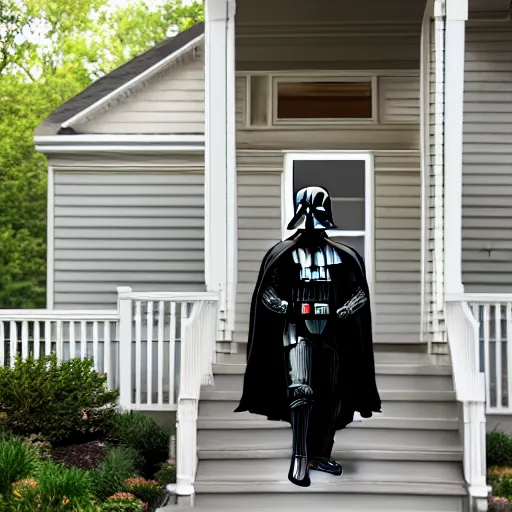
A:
[0, 310, 119, 321]
[447, 292, 512, 303]
[117, 289, 219, 302]
[445, 299, 489, 503]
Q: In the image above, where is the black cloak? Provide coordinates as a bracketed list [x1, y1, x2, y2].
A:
[234, 231, 381, 431]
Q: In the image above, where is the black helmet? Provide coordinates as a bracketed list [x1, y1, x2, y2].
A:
[286, 186, 337, 231]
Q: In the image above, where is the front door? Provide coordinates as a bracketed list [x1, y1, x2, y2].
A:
[283, 152, 374, 292]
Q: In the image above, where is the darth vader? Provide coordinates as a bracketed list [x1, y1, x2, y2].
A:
[235, 186, 381, 487]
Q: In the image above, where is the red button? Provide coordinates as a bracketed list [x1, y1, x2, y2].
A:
[301, 304, 311, 314]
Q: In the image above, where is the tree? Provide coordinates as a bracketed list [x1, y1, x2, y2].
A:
[0, 0, 204, 308]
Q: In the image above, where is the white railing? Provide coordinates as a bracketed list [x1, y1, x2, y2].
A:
[463, 294, 512, 415]
[445, 297, 489, 503]
[0, 288, 219, 417]
[0, 310, 120, 389]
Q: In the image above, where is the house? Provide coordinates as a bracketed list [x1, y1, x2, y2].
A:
[6, 0, 511, 509]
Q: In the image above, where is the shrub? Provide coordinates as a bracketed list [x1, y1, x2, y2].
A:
[0, 355, 119, 444]
[489, 495, 512, 512]
[154, 462, 176, 486]
[488, 431, 512, 468]
[35, 462, 94, 509]
[108, 413, 170, 477]
[123, 478, 164, 508]
[489, 467, 512, 502]
[0, 436, 40, 495]
[101, 493, 146, 512]
[91, 446, 139, 501]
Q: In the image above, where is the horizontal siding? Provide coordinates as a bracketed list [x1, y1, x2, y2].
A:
[462, 25, 512, 292]
[233, 151, 421, 346]
[53, 171, 205, 309]
[379, 76, 420, 124]
[77, 53, 204, 134]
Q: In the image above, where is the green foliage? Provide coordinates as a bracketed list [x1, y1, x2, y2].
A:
[0, 0, 203, 309]
[154, 462, 176, 486]
[489, 468, 512, 501]
[488, 431, 512, 468]
[0, 436, 39, 495]
[100, 494, 146, 512]
[108, 413, 170, 477]
[123, 478, 164, 508]
[0, 355, 119, 444]
[91, 447, 138, 502]
[34, 462, 93, 510]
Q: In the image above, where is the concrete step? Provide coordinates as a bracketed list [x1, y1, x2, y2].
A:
[212, 362, 452, 376]
[193, 488, 466, 511]
[196, 458, 463, 484]
[197, 416, 458, 430]
[198, 398, 459, 421]
[197, 426, 461, 454]
[209, 372, 454, 393]
[200, 389, 456, 403]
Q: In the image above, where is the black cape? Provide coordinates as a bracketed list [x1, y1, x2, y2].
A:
[234, 232, 381, 430]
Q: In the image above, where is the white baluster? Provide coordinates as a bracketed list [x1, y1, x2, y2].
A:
[92, 321, 99, 371]
[135, 301, 142, 408]
[0, 321, 5, 367]
[507, 303, 512, 409]
[21, 321, 29, 360]
[157, 301, 165, 406]
[118, 287, 133, 410]
[45, 321, 51, 355]
[169, 302, 177, 406]
[104, 321, 112, 389]
[146, 301, 153, 405]
[10, 321, 18, 367]
[483, 304, 491, 408]
[496, 304, 502, 409]
[69, 321, 75, 359]
[81, 321, 87, 360]
[34, 321, 40, 359]
[56, 320, 63, 362]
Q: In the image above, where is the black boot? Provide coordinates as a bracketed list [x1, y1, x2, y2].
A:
[309, 437, 343, 476]
[288, 403, 312, 487]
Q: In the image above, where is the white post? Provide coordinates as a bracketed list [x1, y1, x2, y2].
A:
[444, 0, 467, 296]
[117, 286, 133, 410]
[204, 0, 237, 342]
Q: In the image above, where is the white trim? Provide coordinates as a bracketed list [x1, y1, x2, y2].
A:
[446, 293, 512, 303]
[237, 69, 420, 77]
[272, 75, 376, 126]
[35, 134, 205, 145]
[46, 165, 55, 309]
[444, 0, 467, 296]
[36, 145, 205, 153]
[420, 0, 434, 344]
[282, 151, 375, 298]
[60, 33, 205, 129]
[226, 0, 238, 338]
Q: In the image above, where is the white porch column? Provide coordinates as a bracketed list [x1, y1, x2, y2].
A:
[444, 0, 468, 296]
[204, 0, 237, 341]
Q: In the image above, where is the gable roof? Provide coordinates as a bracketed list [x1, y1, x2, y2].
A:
[37, 22, 204, 136]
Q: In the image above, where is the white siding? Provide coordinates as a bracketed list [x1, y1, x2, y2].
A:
[53, 171, 205, 309]
[462, 24, 512, 292]
[379, 76, 420, 124]
[77, 53, 204, 134]
[233, 151, 421, 346]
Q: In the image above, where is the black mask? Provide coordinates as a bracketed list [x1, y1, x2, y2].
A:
[286, 186, 337, 231]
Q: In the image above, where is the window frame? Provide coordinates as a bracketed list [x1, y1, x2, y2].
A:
[282, 151, 375, 298]
[272, 75, 378, 126]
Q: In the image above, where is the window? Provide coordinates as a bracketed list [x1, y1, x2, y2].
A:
[276, 79, 373, 122]
[283, 153, 374, 287]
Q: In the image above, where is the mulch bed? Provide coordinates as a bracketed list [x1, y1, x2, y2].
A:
[51, 440, 108, 470]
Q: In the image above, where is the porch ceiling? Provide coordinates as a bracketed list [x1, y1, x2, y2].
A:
[236, 0, 428, 26]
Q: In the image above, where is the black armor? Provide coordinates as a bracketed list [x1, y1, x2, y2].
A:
[235, 186, 381, 488]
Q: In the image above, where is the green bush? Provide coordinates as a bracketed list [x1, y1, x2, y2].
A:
[488, 432, 512, 468]
[123, 477, 164, 508]
[490, 467, 512, 501]
[0, 436, 40, 495]
[108, 413, 169, 477]
[0, 355, 119, 444]
[154, 462, 176, 486]
[91, 446, 138, 501]
[101, 493, 146, 511]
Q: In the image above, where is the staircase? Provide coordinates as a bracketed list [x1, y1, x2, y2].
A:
[186, 347, 468, 512]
